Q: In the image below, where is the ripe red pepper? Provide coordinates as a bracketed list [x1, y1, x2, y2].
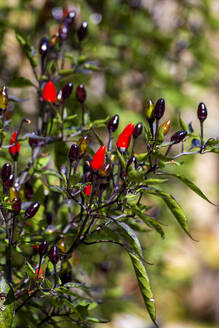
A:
[116, 123, 134, 152]
[84, 184, 91, 196]
[42, 81, 56, 103]
[9, 132, 20, 159]
[91, 145, 106, 170]
[35, 267, 44, 279]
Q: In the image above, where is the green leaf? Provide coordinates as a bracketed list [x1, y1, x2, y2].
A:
[8, 77, 35, 88]
[161, 173, 217, 206]
[131, 204, 165, 239]
[0, 272, 15, 328]
[90, 116, 110, 128]
[116, 149, 126, 169]
[16, 33, 38, 68]
[146, 188, 194, 239]
[129, 253, 158, 327]
[205, 138, 219, 146]
[24, 262, 35, 279]
[179, 114, 187, 131]
[58, 68, 75, 76]
[145, 178, 168, 185]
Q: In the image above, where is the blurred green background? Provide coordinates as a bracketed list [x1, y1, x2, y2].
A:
[0, 0, 218, 327]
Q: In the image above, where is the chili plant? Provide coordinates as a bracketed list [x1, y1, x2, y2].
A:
[0, 8, 218, 328]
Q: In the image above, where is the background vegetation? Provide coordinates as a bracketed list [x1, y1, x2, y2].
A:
[0, 0, 218, 327]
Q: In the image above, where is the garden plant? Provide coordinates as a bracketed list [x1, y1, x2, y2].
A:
[0, 6, 218, 328]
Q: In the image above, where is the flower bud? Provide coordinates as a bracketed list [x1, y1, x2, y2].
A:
[49, 245, 59, 265]
[91, 145, 106, 170]
[159, 120, 171, 135]
[4, 174, 14, 188]
[77, 22, 88, 42]
[170, 130, 187, 144]
[1, 163, 12, 182]
[133, 122, 143, 138]
[24, 202, 40, 220]
[107, 114, 119, 132]
[42, 81, 56, 103]
[68, 144, 79, 162]
[0, 85, 8, 110]
[39, 37, 50, 56]
[154, 98, 165, 120]
[197, 102, 207, 122]
[61, 82, 73, 99]
[39, 240, 48, 257]
[12, 198, 21, 214]
[76, 84, 86, 103]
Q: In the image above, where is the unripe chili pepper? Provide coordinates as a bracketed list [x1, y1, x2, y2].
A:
[63, 10, 76, 26]
[83, 160, 91, 174]
[39, 37, 50, 56]
[76, 84, 86, 103]
[99, 162, 111, 177]
[39, 240, 48, 256]
[49, 245, 59, 265]
[50, 33, 59, 47]
[197, 102, 207, 122]
[12, 198, 21, 214]
[91, 145, 106, 170]
[84, 184, 91, 196]
[59, 22, 69, 40]
[145, 99, 154, 121]
[24, 202, 40, 220]
[0, 85, 8, 110]
[24, 182, 34, 200]
[9, 132, 20, 160]
[28, 133, 39, 148]
[42, 81, 56, 103]
[154, 98, 165, 120]
[4, 174, 14, 188]
[1, 163, 11, 182]
[117, 123, 135, 152]
[126, 156, 137, 171]
[61, 82, 73, 99]
[108, 114, 119, 132]
[83, 171, 92, 183]
[68, 144, 79, 162]
[159, 120, 171, 135]
[77, 135, 88, 157]
[133, 122, 143, 138]
[170, 130, 187, 144]
[77, 22, 88, 42]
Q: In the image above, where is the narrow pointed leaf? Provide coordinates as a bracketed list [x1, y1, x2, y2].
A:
[0, 272, 15, 328]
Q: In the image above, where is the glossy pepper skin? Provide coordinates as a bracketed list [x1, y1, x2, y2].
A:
[107, 114, 119, 132]
[61, 82, 73, 99]
[99, 162, 111, 177]
[63, 10, 76, 26]
[4, 174, 14, 188]
[133, 122, 143, 138]
[76, 84, 86, 103]
[117, 123, 135, 152]
[84, 184, 91, 196]
[42, 81, 56, 103]
[39, 37, 50, 56]
[39, 240, 48, 256]
[77, 22, 88, 42]
[91, 145, 106, 170]
[154, 98, 165, 120]
[1, 163, 12, 182]
[49, 245, 59, 265]
[24, 182, 34, 200]
[197, 102, 207, 122]
[68, 144, 79, 162]
[24, 202, 40, 220]
[126, 156, 137, 171]
[29, 133, 38, 148]
[9, 132, 20, 160]
[77, 135, 88, 157]
[159, 120, 171, 135]
[12, 198, 21, 214]
[145, 99, 154, 122]
[0, 85, 8, 110]
[170, 130, 187, 144]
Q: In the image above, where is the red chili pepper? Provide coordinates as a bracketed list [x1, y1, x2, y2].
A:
[42, 81, 56, 103]
[91, 145, 106, 170]
[116, 123, 134, 152]
[9, 131, 20, 159]
[84, 184, 91, 196]
[35, 267, 44, 280]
